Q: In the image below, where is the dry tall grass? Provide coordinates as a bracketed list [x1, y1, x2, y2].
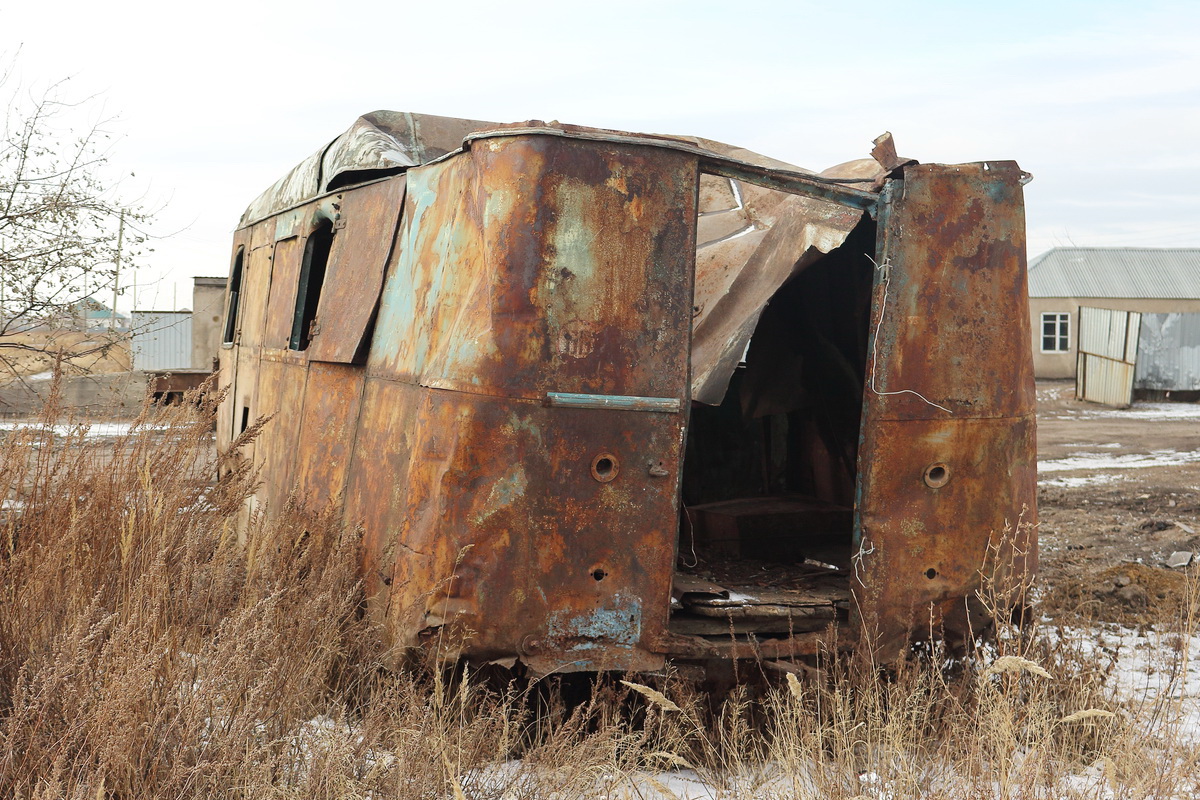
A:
[1, 387, 1198, 798]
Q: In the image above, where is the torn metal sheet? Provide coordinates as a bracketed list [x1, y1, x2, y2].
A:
[218, 113, 1036, 676]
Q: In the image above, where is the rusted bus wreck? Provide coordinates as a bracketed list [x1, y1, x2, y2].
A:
[218, 112, 1037, 675]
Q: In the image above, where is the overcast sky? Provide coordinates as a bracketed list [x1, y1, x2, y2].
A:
[5, 0, 1198, 311]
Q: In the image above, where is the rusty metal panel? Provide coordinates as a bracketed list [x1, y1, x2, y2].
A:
[291, 362, 365, 511]
[342, 378, 423, 630]
[238, 222, 276, 351]
[369, 135, 695, 402]
[251, 358, 308, 511]
[225, 222, 276, 472]
[262, 236, 304, 350]
[364, 153, 477, 385]
[368, 390, 685, 672]
[308, 177, 407, 363]
[224, 114, 1037, 673]
[346, 135, 697, 670]
[855, 162, 1037, 654]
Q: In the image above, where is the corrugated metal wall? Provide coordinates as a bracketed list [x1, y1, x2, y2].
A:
[131, 311, 193, 371]
[1076, 306, 1141, 407]
[1135, 312, 1200, 391]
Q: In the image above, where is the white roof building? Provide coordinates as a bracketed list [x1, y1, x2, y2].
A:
[1027, 248, 1200, 379]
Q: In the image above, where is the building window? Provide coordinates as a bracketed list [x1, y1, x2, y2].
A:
[1041, 312, 1070, 353]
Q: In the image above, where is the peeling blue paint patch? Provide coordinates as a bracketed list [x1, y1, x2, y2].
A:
[546, 594, 641, 650]
[473, 466, 528, 525]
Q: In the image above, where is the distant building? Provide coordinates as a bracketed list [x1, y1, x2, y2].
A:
[71, 298, 131, 332]
[1028, 248, 1200, 379]
[191, 277, 227, 370]
[131, 311, 193, 371]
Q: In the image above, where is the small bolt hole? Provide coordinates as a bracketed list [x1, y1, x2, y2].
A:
[592, 568, 608, 582]
[595, 458, 614, 476]
[925, 568, 938, 580]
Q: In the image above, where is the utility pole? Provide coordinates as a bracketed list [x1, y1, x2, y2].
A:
[112, 209, 124, 330]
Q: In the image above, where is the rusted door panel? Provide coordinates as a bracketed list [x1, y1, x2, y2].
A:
[263, 236, 304, 351]
[292, 362, 366, 512]
[369, 135, 696, 403]
[855, 162, 1037, 653]
[251, 359, 308, 511]
[308, 177, 407, 364]
[376, 390, 684, 673]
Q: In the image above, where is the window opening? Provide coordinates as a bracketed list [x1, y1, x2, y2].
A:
[290, 220, 334, 350]
[222, 248, 244, 344]
[1040, 312, 1069, 353]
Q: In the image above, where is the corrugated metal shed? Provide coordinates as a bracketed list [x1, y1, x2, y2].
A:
[131, 311, 193, 371]
[1028, 248, 1200, 299]
[1135, 312, 1200, 391]
[1076, 307, 1141, 406]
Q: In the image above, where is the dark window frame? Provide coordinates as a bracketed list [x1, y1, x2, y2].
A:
[290, 219, 335, 351]
[222, 247, 245, 345]
[1040, 311, 1070, 353]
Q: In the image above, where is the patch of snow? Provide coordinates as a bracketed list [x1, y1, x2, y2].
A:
[1039, 449, 1200, 472]
[1074, 402, 1200, 421]
[1039, 474, 1122, 489]
[0, 421, 171, 438]
[1063, 625, 1200, 745]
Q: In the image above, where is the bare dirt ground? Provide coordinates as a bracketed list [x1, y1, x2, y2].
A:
[1035, 380, 1200, 625]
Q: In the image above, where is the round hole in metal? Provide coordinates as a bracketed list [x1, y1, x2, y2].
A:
[591, 568, 608, 582]
[591, 453, 619, 482]
[923, 462, 950, 489]
[925, 567, 938, 580]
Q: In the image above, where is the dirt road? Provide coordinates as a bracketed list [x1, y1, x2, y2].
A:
[1035, 381, 1200, 623]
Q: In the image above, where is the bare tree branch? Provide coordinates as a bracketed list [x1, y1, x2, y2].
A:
[1, 57, 153, 374]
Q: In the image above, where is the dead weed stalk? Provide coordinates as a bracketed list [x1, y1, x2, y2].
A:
[0, 396, 1197, 798]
